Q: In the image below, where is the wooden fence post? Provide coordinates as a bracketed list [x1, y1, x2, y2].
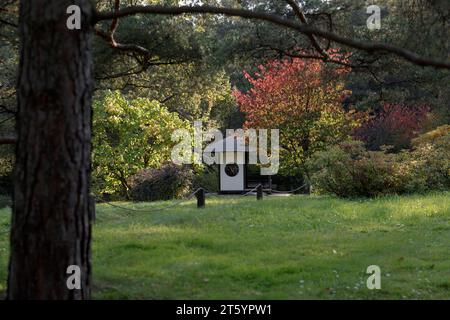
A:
[196, 188, 205, 208]
[257, 184, 263, 200]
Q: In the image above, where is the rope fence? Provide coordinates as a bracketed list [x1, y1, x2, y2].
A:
[0, 184, 308, 233]
[95, 186, 262, 213]
[95, 182, 308, 213]
[271, 183, 308, 194]
[95, 188, 203, 213]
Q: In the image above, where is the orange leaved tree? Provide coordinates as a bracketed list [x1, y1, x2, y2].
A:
[234, 54, 361, 177]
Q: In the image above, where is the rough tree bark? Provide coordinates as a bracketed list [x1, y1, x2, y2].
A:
[7, 0, 94, 299]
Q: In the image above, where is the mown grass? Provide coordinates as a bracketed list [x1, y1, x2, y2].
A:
[0, 192, 449, 299]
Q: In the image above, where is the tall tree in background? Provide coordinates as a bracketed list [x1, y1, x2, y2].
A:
[7, 0, 94, 299]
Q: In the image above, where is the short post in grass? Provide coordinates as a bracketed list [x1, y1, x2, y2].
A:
[196, 188, 205, 208]
[257, 184, 263, 200]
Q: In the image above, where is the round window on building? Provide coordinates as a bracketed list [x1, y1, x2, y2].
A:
[224, 163, 239, 177]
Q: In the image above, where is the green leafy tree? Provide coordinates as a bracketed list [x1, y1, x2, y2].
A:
[92, 91, 191, 197]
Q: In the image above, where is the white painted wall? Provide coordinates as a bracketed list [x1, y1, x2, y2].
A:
[219, 151, 245, 191]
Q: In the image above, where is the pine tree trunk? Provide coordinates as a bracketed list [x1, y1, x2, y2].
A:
[7, 0, 94, 299]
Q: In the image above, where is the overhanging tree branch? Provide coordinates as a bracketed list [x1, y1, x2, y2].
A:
[285, 0, 328, 58]
[94, 0, 190, 74]
[254, 44, 362, 69]
[95, 0, 153, 58]
[95, 27, 152, 57]
[94, 5, 450, 70]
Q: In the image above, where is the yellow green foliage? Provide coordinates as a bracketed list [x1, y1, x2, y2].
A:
[92, 91, 191, 196]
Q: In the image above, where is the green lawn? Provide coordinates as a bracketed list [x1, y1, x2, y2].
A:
[0, 192, 449, 299]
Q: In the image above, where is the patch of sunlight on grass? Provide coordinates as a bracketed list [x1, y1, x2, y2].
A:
[99, 224, 184, 236]
[1, 191, 449, 299]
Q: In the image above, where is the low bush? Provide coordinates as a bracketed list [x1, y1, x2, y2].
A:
[192, 166, 219, 193]
[0, 152, 14, 196]
[307, 127, 449, 198]
[129, 163, 193, 201]
[307, 141, 408, 197]
[0, 194, 11, 209]
[354, 103, 429, 152]
[409, 125, 450, 190]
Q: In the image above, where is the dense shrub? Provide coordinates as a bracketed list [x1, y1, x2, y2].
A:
[0, 173, 13, 196]
[192, 166, 219, 193]
[354, 103, 429, 152]
[129, 163, 193, 201]
[0, 152, 14, 196]
[307, 141, 410, 197]
[307, 130, 449, 198]
[411, 124, 450, 146]
[0, 194, 11, 209]
[409, 125, 450, 190]
[92, 91, 191, 196]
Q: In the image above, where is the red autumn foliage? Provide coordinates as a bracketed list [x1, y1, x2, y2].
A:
[354, 103, 430, 151]
[234, 53, 360, 175]
[234, 53, 351, 129]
